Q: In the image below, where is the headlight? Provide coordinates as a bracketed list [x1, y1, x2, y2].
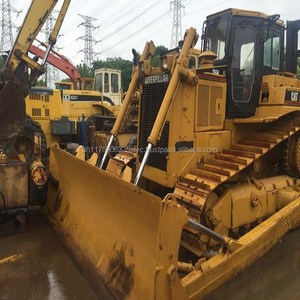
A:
[140, 62, 144, 73]
[138, 60, 150, 75]
[161, 57, 168, 70]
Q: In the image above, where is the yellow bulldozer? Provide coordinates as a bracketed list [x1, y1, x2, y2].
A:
[46, 8, 300, 299]
[1, 1, 300, 299]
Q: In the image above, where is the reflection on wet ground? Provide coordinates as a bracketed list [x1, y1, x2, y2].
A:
[207, 227, 300, 300]
[0, 213, 99, 300]
[0, 212, 299, 299]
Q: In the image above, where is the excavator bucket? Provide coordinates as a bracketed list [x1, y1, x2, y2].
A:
[46, 147, 188, 299]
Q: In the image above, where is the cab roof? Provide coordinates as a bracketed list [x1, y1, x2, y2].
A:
[207, 8, 285, 27]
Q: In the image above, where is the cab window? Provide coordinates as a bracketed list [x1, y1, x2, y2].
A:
[84, 81, 92, 90]
[111, 73, 119, 93]
[232, 26, 255, 103]
[94, 73, 103, 92]
[104, 73, 109, 93]
[206, 20, 228, 60]
[189, 56, 196, 69]
[264, 31, 280, 70]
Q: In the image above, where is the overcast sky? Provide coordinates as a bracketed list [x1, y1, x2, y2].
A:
[9, 0, 300, 68]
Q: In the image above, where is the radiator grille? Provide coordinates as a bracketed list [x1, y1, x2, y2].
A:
[139, 78, 170, 171]
[197, 85, 209, 126]
[32, 108, 41, 116]
[29, 94, 49, 102]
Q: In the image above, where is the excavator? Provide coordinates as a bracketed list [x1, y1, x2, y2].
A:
[29, 42, 84, 89]
[0, 0, 70, 217]
[46, 8, 300, 300]
[11, 41, 133, 163]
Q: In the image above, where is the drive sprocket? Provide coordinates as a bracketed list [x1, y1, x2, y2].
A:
[283, 133, 300, 177]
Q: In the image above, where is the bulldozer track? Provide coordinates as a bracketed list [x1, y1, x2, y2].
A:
[174, 114, 300, 230]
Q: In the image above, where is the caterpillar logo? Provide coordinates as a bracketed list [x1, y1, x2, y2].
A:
[143, 74, 170, 85]
[285, 90, 300, 103]
[291, 92, 299, 101]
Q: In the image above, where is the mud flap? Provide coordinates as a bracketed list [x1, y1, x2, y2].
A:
[46, 147, 189, 299]
[0, 80, 25, 140]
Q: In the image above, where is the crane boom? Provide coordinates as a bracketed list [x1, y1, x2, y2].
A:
[29, 42, 81, 88]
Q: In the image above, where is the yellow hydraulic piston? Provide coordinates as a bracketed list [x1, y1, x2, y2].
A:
[100, 41, 156, 169]
[134, 27, 199, 186]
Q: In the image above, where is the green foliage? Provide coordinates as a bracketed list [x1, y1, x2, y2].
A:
[92, 57, 133, 91]
[76, 63, 94, 78]
[61, 78, 72, 82]
[150, 45, 168, 67]
[0, 56, 4, 72]
[35, 79, 46, 86]
[74, 45, 169, 91]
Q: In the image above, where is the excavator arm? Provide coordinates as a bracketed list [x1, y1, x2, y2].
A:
[0, 0, 71, 140]
[29, 42, 82, 88]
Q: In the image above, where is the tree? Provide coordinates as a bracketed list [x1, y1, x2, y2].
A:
[0, 56, 5, 72]
[76, 63, 93, 78]
[150, 45, 168, 67]
[61, 78, 72, 82]
[35, 79, 46, 86]
[74, 45, 170, 92]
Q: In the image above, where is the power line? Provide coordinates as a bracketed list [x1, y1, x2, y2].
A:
[63, 0, 165, 53]
[99, 9, 170, 54]
[185, 0, 238, 16]
[61, 0, 113, 33]
[99, 0, 144, 32]
[117, 14, 173, 55]
[99, 0, 162, 42]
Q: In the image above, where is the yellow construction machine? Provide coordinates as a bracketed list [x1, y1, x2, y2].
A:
[24, 43, 126, 148]
[23, 43, 136, 153]
[46, 8, 300, 299]
[0, 0, 70, 215]
[24, 68, 125, 148]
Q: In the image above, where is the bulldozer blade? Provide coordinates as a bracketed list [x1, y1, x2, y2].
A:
[0, 80, 25, 140]
[46, 148, 300, 299]
[46, 147, 188, 299]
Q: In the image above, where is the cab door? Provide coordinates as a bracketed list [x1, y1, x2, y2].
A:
[226, 17, 263, 118]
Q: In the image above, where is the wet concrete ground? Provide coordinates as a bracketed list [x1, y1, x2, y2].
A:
[208, 227, 300, 300]
[0, 213, 101, 300]
[0, 212, 299, 299]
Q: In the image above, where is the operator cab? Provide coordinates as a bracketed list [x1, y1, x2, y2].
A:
[201, 8, 285, 118]
[55, 82, 73, 90]
[94, 68, 122, 106]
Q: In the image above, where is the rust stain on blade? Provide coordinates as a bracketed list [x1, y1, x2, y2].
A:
[107, 243, 135, 299]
